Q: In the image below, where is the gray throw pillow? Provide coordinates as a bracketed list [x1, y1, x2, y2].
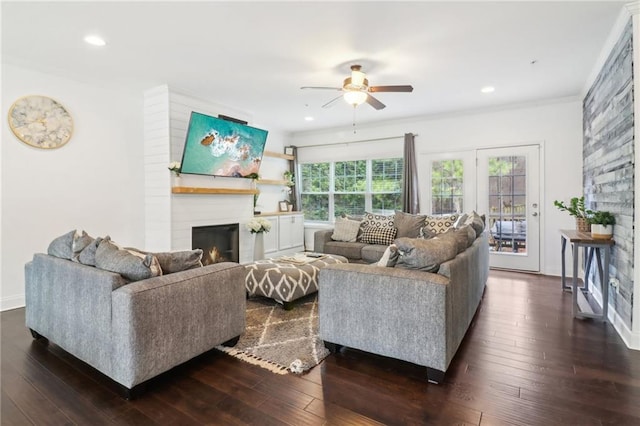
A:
[394, 211, 427, 238]
[49, 229, 96, 261]
[78, 236, 108, 266]
[95, 240, 162, 281]
[153, 249, 204, 274]
[439, 228, 467, 254]
[453, 213, 469, 229]
[376, 244, 400, 267]
[394, 237, 457, 272]
[464, 211, 485, 238]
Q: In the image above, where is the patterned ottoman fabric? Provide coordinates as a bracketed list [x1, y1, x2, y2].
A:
[244, 254, 348, 304]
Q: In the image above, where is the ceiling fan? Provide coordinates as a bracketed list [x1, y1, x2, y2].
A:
[301, 65, 413, 110]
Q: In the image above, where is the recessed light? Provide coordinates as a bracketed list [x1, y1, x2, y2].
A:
[481, 86, 495, 94]
[84, 35, 106, 47]
[304, 116, 314, 122]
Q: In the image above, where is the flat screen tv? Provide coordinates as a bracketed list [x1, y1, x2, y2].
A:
[180, 111, 268, 178]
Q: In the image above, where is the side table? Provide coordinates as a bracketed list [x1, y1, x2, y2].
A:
[560, 229, 614, 322]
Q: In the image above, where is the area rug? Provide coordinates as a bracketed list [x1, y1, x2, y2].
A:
[217, 293, 329, 375]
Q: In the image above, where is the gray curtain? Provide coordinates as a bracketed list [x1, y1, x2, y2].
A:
[402, 133, 419, 214]
[289, 146, 301, 211]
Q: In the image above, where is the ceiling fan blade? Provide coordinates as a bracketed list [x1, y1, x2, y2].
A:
[301, 86, 342, 91]
[366, 94, 386, 110]
[369, 85, 414, 93]
[322, 95, 343, 108]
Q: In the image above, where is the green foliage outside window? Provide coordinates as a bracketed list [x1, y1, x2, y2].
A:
[299, 158, 403, 221]
[431, 159, 463, 214]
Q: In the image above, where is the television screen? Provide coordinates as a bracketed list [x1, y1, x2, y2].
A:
[180, 112, 268, 178]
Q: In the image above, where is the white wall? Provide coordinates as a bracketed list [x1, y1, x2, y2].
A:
[290, 99, 583, 276]
[1, 63, 145, 310]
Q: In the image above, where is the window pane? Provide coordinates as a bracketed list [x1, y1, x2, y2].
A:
[300, 163, 330, 192]
[372, 193, 401, 215]
[335, 160, 366, 192]
[334, 194, 365, 218]
[432, 159, 463, 215]
[371, 158, 403, 192]
[301, 194, 329, 221]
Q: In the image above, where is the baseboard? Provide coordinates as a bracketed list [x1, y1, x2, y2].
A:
[590, 285, 640, 350]
[1, 294, 25, 312]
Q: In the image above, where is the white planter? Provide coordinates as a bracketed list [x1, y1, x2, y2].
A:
[591, 224, 613, 239]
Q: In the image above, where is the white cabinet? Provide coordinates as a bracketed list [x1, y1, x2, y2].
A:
[259, 213, 305, 257]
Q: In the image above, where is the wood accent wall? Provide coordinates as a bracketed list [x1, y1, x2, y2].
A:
[583, 20, 634, 328]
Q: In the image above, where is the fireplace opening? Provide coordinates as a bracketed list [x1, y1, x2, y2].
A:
[192, 224, 239, 265]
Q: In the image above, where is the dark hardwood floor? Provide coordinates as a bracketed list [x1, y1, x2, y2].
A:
[3, 270, 640, 425]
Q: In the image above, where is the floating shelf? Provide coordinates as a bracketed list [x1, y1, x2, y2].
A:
[263, 150, 295, 161]
[257, 179, 289, 186]
[172, 187, 258, 195]
[255, 211, 302, 216]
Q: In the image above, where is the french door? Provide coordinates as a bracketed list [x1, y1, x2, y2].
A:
[476, 146, 540, 272]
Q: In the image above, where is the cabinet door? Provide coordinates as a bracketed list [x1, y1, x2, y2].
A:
[278, 214, 304, 250]
[263, 216, 279, 255]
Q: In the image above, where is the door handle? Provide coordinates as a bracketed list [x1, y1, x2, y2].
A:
[532, 212, 538, 217]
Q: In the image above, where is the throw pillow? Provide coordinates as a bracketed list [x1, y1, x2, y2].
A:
[394, 237, 457, 272]
[78, 236, 108, 266]
[48, 229, 91, 260]
[394, 210, 427, 238]
[360, 225, 397, 246]
[439, 228, 467, 254]
[331, 217, 361, 242]
[453, 213, 469, 229]
[423, 214, 459, 235]
[361, 212, 395, 230]
[153, 249, 204, 274]
[376, 244, 400, 267]
[95, 240, 162, 281]
[464, 211, 485, 238]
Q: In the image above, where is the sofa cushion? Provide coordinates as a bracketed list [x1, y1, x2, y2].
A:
[394, 211, 427, 238]
[331, 217, 361, 242]
[424, 214, 459, 235]
[48, 230, 91, 260]
[362, 244, 389, 263]
[394, 237, 458, 272]
[360, 225, 397, 246]
[153, 249, 203, 274]
[324, 241, 366, 260]
[95, 240, 162, 281]
[78, 236, 109, 266]
[376, 244, 399, 267]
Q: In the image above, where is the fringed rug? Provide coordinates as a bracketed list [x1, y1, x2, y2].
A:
[217, 293, 329, 375]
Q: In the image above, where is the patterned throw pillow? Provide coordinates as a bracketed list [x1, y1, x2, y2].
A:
[361, 212, 395, 229]
[423, 214, 459, 235]
[331, 217, 361, 242]
[360, 225, 397, 246]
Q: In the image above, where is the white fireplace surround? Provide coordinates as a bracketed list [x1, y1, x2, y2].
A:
[143, 85, 271, 263]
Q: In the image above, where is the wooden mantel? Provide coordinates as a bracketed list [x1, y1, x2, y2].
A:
[172, 186, 258, 195]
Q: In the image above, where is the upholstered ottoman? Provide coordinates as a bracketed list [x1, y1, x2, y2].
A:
[244, 254, 348, 309]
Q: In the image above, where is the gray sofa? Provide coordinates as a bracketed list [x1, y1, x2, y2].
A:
[25, 253, 246, 398]
[318, 231, 489, 383]
[314, 229, 386, 263]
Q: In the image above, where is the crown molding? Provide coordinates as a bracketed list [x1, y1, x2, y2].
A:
[626, 1, 640, 15]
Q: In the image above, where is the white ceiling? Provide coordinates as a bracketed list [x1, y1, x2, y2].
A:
[2, 1, 627, 133]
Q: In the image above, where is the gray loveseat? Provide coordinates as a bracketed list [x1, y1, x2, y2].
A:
[318, 231, 489, 383]
[25, 253, 246, 398]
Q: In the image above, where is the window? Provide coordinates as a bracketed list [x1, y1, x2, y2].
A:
[300, 158, 403, 221]
[431, 159, 463, 215]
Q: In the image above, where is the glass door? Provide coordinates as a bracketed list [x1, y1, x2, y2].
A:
[477, 146, 540, 271]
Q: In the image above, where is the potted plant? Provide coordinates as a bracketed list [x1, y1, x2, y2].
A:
[590, 211, 615, 239]
[553, 196, 594, 232]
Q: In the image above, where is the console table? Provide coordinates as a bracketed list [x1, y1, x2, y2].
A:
[560, 229, 614, 322]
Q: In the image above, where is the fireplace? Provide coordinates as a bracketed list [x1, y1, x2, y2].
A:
[192, 224, 239, 265]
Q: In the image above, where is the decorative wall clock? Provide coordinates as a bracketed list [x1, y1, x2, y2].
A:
[8, 95, 74, 149]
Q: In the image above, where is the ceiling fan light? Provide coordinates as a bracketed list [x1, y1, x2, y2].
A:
[343, 91, 368, 106]
[351, 70, 366, 87]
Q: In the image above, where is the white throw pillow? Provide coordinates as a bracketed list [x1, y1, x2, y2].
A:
[331, 217, 361, 242]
